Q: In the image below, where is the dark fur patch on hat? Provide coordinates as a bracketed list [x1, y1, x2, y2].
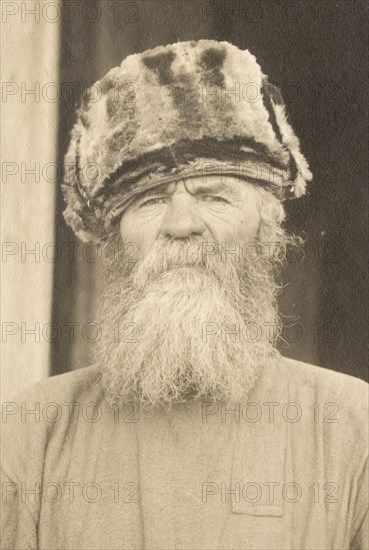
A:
[142, 50, 176, 85]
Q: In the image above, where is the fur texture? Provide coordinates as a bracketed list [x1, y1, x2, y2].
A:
[62, 40, 313, 242]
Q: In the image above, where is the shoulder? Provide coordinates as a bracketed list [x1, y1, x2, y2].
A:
[2, 365, 104, 420]
[2, 364, 105, 452]
[11, 364, 103, 405]
[276, 356, 368, 406]
[255, 356, 368, 440]
[1, 366, 104, 480]
[262, 356, 368, 443]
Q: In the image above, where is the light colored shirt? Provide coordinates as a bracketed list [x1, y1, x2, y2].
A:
[1, 357, 368, 549]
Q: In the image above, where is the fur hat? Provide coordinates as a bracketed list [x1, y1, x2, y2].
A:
[63, 40, 312, 243]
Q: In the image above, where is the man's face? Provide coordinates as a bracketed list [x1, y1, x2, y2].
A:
[96, 174, 282, 409]
[119, 175, 261, 259]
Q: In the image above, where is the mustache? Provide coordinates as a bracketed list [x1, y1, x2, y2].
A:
[126, 237, 275, 296]
[130, 237, 232, 288]
[142, 237, 209, 268]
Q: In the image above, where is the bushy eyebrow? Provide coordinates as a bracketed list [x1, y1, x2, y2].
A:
[187, 181, 241, 199]
[135, 184, 170, 201]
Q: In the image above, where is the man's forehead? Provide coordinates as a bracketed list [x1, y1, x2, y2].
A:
[140, 175, 253, 197]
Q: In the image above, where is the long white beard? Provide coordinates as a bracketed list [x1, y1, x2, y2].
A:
[94, 236, 280, 408]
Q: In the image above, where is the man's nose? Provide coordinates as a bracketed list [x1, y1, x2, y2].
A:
[159, 195, 206, 239]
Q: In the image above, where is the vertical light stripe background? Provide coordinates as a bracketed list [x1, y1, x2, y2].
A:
[1, 1, 61, 400]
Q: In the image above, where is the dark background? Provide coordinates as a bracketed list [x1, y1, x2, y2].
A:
[52, 0, 368, 382]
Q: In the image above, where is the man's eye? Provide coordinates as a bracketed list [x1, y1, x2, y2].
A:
[139, 197, 167, 208]
[200, 195, 229, 204]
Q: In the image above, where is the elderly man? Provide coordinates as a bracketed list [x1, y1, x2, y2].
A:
[1, 40, 368, 550]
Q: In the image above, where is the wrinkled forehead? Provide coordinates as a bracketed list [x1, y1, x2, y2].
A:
[138, 174, 258, 199]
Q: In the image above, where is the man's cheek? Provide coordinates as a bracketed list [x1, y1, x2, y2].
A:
[201, 210, 242, 238]
[136, 236, 161, 261]
[214, 219, 259, 246]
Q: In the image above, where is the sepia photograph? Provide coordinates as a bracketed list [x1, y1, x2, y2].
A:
[1, 1, 368, 548]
